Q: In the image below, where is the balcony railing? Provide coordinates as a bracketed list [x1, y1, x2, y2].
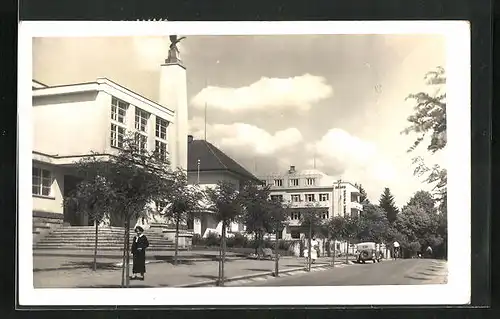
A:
[350, 202, 363, 210]
[289, 201, 330, 209]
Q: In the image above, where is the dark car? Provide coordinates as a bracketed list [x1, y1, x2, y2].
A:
[356, 242, 381, 264]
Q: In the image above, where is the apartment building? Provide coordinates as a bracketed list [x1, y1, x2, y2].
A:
[260, 166, 363, 240]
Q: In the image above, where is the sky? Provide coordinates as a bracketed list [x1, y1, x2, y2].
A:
[32, 34, 446, 207]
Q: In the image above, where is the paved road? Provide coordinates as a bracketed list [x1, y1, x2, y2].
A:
[241, 259, 447, 286]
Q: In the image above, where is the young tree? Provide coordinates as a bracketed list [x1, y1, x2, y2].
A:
[402, 66, 447, 205]
[239, 182, 273, 257]
[267, 198, 290, 277]
[205, 180, 242, 286]
[300, 205, 324, 272]
[75, 134, 172, 287]
[343, 215, 361, 263]
[160, 168, 204, 266]
[379, 187, 399, 224]
[63, 175, 112, 271]
[327, 216, 347, 266]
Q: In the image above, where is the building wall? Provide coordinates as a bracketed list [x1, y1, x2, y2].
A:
[32, 161, 65, 215]
[33, 91, 108, 156]
[187, 171, 241, 190]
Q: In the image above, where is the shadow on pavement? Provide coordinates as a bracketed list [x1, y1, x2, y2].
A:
[404, 274, 430, 281]
[245, 268, 272, 272]
[283, 264, 305, 268]
[62, 261, 120, 270]
[190, 274, 219, 280]
[75, 284, 155, 288]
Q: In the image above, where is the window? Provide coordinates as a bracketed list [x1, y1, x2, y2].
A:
[291, 194, 301, 202]
[135, 134, 148, 153]
[110, 124, 126, 148]
[270, 195, 283, 202]
[343, 190, 347, 204]
[319, 193, 329, 201]
[135, 108, 150, 132]
[305, 194, 315, 202]
[155, 117, 168, 140]
[291, 230, 300, 239]
[111, 97, 128, 123]
[32, 167, 52, 196]
[274, 179, 283, 187]
[306, 178, 315, 186]
[321, 211, 329, 219]
[155, 140, 168, 161]
[291, 212, 301, 220]
[289, 178, 299, 186]
[261, 180, 267, 186]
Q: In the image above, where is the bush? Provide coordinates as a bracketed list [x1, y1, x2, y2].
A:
[205, 231, 220, 247]
[192, 234, 203, 246]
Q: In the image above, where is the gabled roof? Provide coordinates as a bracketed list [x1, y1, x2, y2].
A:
[187, 139, 260, 183]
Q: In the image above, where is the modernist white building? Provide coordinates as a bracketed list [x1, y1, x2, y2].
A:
[260, 166, 363, 247]
[32, 50, 188, 229]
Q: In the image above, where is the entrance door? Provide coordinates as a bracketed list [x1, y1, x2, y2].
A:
[63, 174, 83, 226]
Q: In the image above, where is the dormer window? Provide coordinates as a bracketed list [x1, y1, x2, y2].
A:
[274, 179, 283, 187]
[289, 178, 299, 186]
[306, 178, 316, 186]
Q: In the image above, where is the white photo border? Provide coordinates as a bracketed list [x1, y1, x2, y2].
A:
[18, 20, 471, 306]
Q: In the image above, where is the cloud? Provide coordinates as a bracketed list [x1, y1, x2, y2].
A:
[190, 74, 333, 112]
[189, 117, 303, 156]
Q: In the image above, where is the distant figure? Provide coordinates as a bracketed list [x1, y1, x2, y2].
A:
[305, 238, 319, 264]
[393, 241, 400, 259]
[426, 245, 433, 258]
[131, 226, 150, 281]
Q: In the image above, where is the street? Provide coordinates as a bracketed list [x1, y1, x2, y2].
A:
[239, 259, 447, 286]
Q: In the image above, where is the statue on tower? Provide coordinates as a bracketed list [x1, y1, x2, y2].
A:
[167, 35, 186, 63]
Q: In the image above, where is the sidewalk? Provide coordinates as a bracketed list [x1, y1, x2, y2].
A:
[33, 257, 338, 288]
[33, 250, 246, 271]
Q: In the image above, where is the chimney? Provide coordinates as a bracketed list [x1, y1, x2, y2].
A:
[188, 135, 194, 143]
[289, 165, 296, 174]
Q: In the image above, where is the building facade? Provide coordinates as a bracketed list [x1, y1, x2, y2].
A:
[32, 51, 188, 229]
[260, 166, 363, 241]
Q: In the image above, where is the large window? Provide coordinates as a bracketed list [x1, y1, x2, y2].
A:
[291, 212, 301, 220]
[289, 178, 299, 186]
[319, 193, 329, 201]
[111, 97, 128, 123]
[291, 194, 301, 202]
[135, 133, 148, 153]
[110, 124, 126, 148]
[273, 179, 283, 187]
[155, 117, 168, 140]
[32, 167, 52, 196]
[155, 140, 168, 161]
[135, 108, 150, 132]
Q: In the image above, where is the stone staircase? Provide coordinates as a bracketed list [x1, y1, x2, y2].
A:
[33, 226, 178, 251]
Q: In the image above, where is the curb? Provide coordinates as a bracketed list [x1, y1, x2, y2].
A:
[175, 262, 340, 287]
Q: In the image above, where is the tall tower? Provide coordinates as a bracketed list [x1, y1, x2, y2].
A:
[158, 36, 188, 171]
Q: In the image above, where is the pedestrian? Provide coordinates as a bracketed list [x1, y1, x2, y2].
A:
[130, 225, 149, 281]
[393, 241, 400, 259]
[426, 245, 433, 258]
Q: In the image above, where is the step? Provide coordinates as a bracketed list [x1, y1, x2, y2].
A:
[33, 247, 183, 251]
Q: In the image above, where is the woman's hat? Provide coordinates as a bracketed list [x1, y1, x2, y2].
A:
[134, 225, 144, 232]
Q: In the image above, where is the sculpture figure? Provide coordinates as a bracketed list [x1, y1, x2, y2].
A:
[167, 35, 186, 62]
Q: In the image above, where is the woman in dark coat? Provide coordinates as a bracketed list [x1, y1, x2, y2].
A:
[131, 226, 149, 280]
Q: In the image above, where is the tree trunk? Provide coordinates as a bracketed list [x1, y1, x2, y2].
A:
[332, 240, 336, 267]
[345, 239, 349, 264]
[93, 219, 98, 272]
[274, 228, 279, 277]
[307, 224, 312, 272]
[174, 215, 180, 266]
[220, 221, 227, 286]
[125, 218, 131, 287]
[121, 218, 127, 287]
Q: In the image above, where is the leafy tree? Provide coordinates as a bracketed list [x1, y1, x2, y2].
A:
[267, 197, 290, 277]
[239, 182, 273, 256]
[74, 133, 172, 287]
[403, 190, 437, 214]
[327, 216, 347, 265]
[379, 187, 399, 223]
[402, 66, 447, 204]
[357, 204, 391, 244]
[63, 175, 112, 271]
[343, 215, 362, 263]
[160, 168, 204, 266]
[300, 204, 325, 271]
[205, 180, 242, 286]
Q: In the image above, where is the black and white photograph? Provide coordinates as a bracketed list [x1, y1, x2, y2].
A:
[18, 21, 470, 306]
